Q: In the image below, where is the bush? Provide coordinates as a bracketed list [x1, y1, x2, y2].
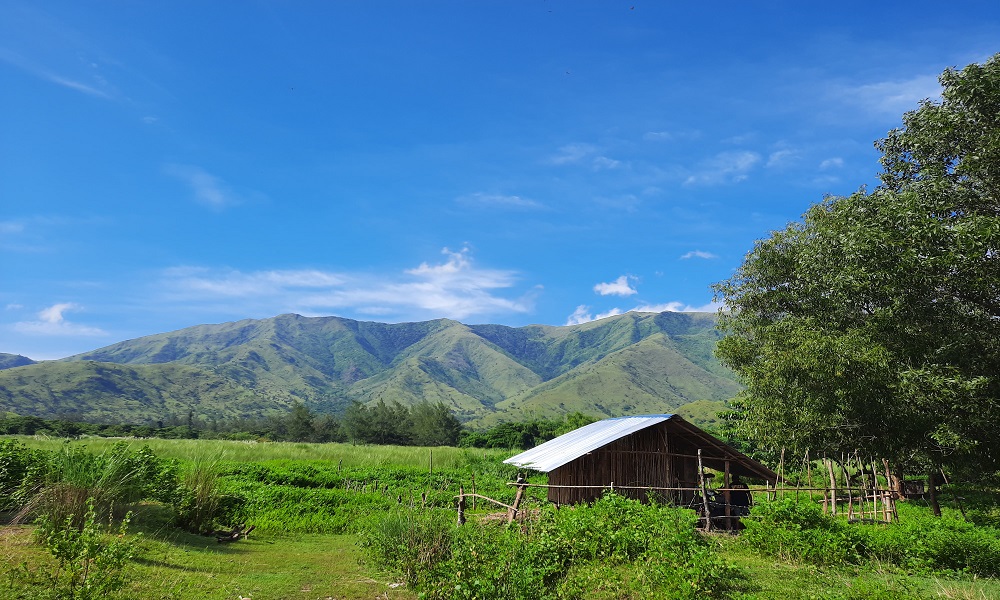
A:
[8, 498, 139, 600]
[742, 497, 1000, 577]
[741, 497, 867, 565]
[359, 492, 743, 600]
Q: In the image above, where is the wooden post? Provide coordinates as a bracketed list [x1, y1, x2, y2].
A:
[507, 474, 526, 523]
[698, 449, 712, 531]
[778, 448, 785, 499]
[821, 457, 829, 514]
[457, 485, 466, 526]
[723, 460, 732, 531]
[338, 459, 342, 473]
[806, 449, 812, 502]
[828, 458, 838, 516]
[841, 456, 853, 521]
[882, 459, 899, 522]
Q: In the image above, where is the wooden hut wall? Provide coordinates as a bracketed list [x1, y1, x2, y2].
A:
[547, 422, 680, 505]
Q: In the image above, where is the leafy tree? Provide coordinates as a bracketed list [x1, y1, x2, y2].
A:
[409, 401, 462, 446]
[713, 55, 1000, 488]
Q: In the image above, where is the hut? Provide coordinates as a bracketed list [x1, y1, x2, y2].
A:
[504, 414, 778, 507]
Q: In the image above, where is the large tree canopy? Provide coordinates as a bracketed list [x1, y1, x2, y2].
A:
[713, 55, 1000, 475]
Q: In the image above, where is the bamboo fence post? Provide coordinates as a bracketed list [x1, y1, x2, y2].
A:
[806, 449, 812, 502]
[882, 459, 898, 521]
[841, 455, 853, 520]
[698, 449, 712, 531]
[778, 448, 785, 499]
[827, 458, 838, 516]
[457, 486, 466, 526]
[723, 460, 732, 531]
[821, 457, 829, 514]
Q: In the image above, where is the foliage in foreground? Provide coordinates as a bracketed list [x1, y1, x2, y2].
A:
[359, 492, 744, 600]
[7, 499, 139, 600]
[742, 497, 1000, 578]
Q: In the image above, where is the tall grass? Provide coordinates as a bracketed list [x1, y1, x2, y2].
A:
[6, 436, 512, 470]
[15, 443, 152, 529]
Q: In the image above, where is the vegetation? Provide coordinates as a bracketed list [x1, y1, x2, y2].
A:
[3, 436, 1000, 598]
[713, 55, 1000, 491]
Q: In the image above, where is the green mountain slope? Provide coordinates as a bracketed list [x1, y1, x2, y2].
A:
[0, 311, 739, 425]
[476, 331, 741, 426]
[0, 361, 296, 424]
[0, 353, 36, 370]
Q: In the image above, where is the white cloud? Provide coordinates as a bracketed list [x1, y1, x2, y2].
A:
[546, 143, 596, 165]
[766, 149, 798, 169]
[164, 164, 242, 210]
[457, 193, 544, 210]
[684, 151, 761, 186]
[164, 267, 344, 297]
[564, 305, 622, 326]
[819, 157, 844, 170]
[633, 301, 722, 313]
[593, 275, 638, 297]
[159, 247, 533, 321]
[834, 74, 942, 117]
[13, 303, 107, 336]
[644, 131, 673, 141]
[680, 250, 717, 260]
[592, 156, 621, 170]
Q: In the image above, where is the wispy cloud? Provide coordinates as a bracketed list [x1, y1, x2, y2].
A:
[159, 247, 534, 321]
[546, 143, 597, 165]
[633, 300, 722, 313]
[593, 275, 638, 297]
[766, 149, 798, 169]
[0, 220, 26, 235]
[0, 49, 113, 99]
[680, 250, 717, 260]
[13, 303, 107, 336]
[457, 192, 545, 210]
[164, 164, 244, 210]
[684, 151, 761, 186]
[819, 157, 844, 170]
[833, 74, 942, 117]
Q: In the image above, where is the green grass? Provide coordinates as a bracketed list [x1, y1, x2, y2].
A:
[4, 436, 999, 599]
[7, 435, 513, 468]
[2, 524, 417, 600]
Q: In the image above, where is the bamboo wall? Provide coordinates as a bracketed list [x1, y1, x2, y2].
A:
[546, 422, 701, 506]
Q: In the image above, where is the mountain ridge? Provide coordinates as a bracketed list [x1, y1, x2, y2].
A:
[0, 311, 739, 427]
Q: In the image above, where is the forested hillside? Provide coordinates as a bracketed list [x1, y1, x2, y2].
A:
[0, 311, 738, 426]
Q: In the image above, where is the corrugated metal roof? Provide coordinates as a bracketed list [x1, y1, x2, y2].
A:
[503, 414, 675, 473]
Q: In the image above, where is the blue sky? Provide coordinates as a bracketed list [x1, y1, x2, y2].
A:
[3, 1, 1000, 360]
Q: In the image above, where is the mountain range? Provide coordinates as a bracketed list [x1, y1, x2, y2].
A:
[0, 311, 741, 428]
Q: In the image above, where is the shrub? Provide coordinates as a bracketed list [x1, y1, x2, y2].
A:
[741, 497, 867, 565]
[8, 498, 139, 600]
[360, 492, 743, 600]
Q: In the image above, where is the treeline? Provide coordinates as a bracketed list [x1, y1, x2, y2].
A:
[0, 404, 600, 449]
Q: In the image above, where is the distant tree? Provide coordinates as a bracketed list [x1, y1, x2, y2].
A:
[713, 55, 1000, 500]
[409, 401, 462, 446]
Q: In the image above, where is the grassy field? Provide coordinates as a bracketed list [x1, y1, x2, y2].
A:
[2, 435, 999, 599]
